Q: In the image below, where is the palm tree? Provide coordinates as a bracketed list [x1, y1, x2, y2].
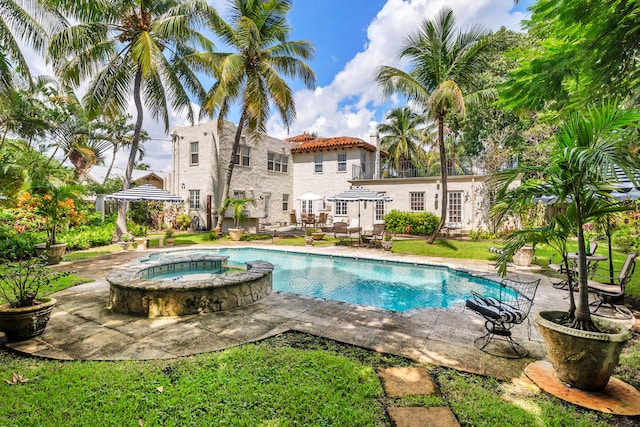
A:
[492, 102, 640, 331]
[377, 107, 431, 178]
[45, 0, 217, 238]
[196, 0, 315, 231]
[0, 0, 61, 88]
[375, 7, 491, 243]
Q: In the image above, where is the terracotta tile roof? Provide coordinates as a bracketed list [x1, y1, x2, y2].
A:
[287, 133, 377, 153]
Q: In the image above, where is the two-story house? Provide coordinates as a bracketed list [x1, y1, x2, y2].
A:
[169, 120, 293, 232]
[169, 120, 511, 234]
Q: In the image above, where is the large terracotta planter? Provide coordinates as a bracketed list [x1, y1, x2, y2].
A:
[34, 243, 67, 265]
[0, 298, 57, 341]
[535, 310, 632, 391]
[229, 228, 244, 241]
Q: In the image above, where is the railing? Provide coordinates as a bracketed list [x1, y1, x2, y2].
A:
[351, 156, 518, 180]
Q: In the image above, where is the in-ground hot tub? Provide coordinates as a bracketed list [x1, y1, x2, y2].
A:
[107, 254, 274, 317]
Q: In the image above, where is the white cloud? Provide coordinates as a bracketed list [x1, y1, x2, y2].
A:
[267, 0, 529, 144]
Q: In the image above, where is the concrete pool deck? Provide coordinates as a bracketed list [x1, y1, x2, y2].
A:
[1, 243, 631, 382]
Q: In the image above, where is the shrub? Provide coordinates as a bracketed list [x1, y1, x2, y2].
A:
[126, 221, 147, 237]
[58, 223, 115, 250]
[383, 210, 439, 236]
[0, 225, 39, 260]
[176, 213, 192, 230]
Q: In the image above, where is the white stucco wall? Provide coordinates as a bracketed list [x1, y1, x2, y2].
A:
[291, 149, 375, 222]
[170, 120, 293, 231]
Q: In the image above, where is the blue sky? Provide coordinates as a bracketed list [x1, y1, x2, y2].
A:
[47, 0, 534, 171]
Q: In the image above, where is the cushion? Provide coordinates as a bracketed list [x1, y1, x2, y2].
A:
[466, 297, 525, 323]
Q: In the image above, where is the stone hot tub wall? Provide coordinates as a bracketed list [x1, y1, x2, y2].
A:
[107, 257, 274, 317]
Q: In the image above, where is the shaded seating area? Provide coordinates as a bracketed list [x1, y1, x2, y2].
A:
[550, 242, 600, 290]
[362, 223, 385, 247]
[588, 252, 637, 319]
[332, 221, 358, 244]
[466, 277, 541, 359]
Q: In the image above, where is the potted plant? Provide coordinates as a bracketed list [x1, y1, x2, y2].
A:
[381, 233, 393, 251]
[0, 257, 70, 341]
[220, 197, 254, 241]
[493, 102, 639, 391]
[25, 179, 82, 265]
[118, 233, 133, 250]
[304, 229, 314, 246]
[310, 227, 325, 241]
[164, 229, 176, 245]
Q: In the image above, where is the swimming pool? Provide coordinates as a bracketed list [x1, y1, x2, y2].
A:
[145, 248, 502, 312]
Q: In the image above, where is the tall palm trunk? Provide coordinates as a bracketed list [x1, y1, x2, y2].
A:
[571, 193, 596, 331]
[103, 145, 118, 184]
[115, 69, 144, 240]
[215, 111, 247, 231]
[427, 115, 447, 243]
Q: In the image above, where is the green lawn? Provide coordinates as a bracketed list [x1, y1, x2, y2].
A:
[1, 332, 635, 426]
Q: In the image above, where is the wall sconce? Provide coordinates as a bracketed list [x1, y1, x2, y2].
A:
[181, 183, 186, 189]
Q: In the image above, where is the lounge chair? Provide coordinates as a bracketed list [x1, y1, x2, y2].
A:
[587, 252, 637, 319]
[466, 277, 541, 358]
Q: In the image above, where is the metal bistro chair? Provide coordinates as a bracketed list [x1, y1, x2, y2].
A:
[588, 252, 637, 319]
[466, 277, 541, 358]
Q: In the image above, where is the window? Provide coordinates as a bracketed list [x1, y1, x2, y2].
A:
[337, 153, 347, 172]
[263, 193, 271, 217]
[268, 152, 289, 173]
[302, 200, 313, 213]
[410, 192, 425, 211]
[233, 145, 251, 166]
[282, 194, 289, 211]
[233, 191, 246, 199]
[314, 154, 323, 173]
[447, 191, 463, 224]
[375, 200, 385, 221]
[335, 200, 347, 216]
[360, 153, 367, 173]
[189, 190, 200, 209]
[190, 142, 199, 165]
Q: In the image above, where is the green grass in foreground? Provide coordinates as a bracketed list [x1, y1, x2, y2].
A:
[1, 332, 635, 426]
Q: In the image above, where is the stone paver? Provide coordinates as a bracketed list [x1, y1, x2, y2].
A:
[387, 407, 460, 427]
[378, 367, 438, 397]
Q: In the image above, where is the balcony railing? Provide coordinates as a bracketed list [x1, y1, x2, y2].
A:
[351, 156, 518, 180]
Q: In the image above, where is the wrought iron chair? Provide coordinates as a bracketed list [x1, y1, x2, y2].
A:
[466, 277, 541, 358]
[588, 252, 637, 319]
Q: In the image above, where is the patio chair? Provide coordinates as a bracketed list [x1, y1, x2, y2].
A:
[466, 277, 541, 358]
[550, 241, 599, 290]
[363, 223, 385, 247]
[588, 252, 637, 319]
[305, 213, 316, 228]
[289, 212, 300, 229]
[317, 212, 328, 228]
[332, 221, 353, 244]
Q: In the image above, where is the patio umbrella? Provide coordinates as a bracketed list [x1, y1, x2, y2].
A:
[105, 184, 183, 202]
[327, 186, 392, 228]
[296, 192, 324, 201]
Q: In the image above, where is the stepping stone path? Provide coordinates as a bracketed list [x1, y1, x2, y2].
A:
[377, 367, 460, 427]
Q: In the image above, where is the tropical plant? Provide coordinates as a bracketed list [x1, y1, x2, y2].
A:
[492, 102, 640, 331]
[375, 7, 492, 242]
[196, 0, 315, 231]
[0, 257, 69, 307]
[219, 197, 254, 229]
[19, 177, 84, 246]
[377, 106, 431, 177]
[0, 0, 62, 89]
[45, 0, 218, 238]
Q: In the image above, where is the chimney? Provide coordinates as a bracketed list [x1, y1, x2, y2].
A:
[370, 131, 380, 179]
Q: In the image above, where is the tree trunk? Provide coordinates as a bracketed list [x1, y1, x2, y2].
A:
[114, 69, 144, 241]
[570, 197, 596, 331]
[215, 112, 247, 231]
[427, 115, 448, 244]
[103, 145, 118, 184]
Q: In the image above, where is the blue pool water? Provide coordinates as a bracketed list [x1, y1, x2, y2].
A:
[145, 248, 502, 312]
